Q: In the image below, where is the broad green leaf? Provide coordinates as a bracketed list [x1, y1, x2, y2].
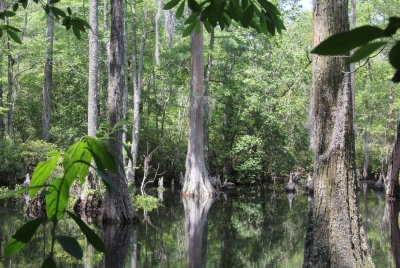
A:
[389, 42, 400, 69]
[201, 5, 211, 21]
[85, 136, 118, 173]
[393, 70, 400, 83]
[311, 25, 385, 55]
[195, 20, 201, 34]
[175, 1, 185, 19]
[260, 12, 268, 35]
[265, 13, 275, 35]
[13, 3, 19, 12]
[67, 212, 107, 253]
[76, 18, 90, 29]
[3, 217, 43, 257]
[257, 0, 280, 15]
[1, 186, 44, 199]
[5, 29, 22, 44]
[50, 7, 66, 18]
[183, 21, 197, 37]
[2, 11, 16, 17]
[203, 20, 212, 32]
[30, 151, 61, 198]
[41, 256, 56, 268]
[241, 4, 254, 28]
[346, 41, 387, 64]
[6, 25, 21, 32]
[72, 25, 81, 40]
[123, 143, 133, 162]
[56, 236, 83, 259]
[19, 0, 28, 9]
[185, 12, 199, 25]
[384, 17, 400, 36]
[95, 167, 118, 193]
[163, 0, 181, 10]
[228, 2, 240, 21]
[242, 0, 248, 9]
[188, 0, 201, 12]
[64, 141, 92, 186]
[46, 178, 70, 221]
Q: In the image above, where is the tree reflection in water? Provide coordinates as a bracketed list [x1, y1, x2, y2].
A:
[389, 201, 400, 267]
[183, 197, 215, 268]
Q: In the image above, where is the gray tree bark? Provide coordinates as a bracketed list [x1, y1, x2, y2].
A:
[386, 120, 400, 201]
[88, 0, 99, 137]
[0, 0, 4, 138]
[127, 3, 146, 184]
[303, 0, 373, 266]
[102, 0, 137, 222]
[182, 21, 215, 197]
[42, 0, 54, 142]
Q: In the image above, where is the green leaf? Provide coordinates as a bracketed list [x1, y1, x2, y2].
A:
[195, 20, 201, 34]
[200, 5, 211, 21]
[44, 5, 50, 14]
[72, 25, 81, 40]
[122, 143, 133, 163]
[257, 0, 280, 15]
[163, 0, 181, 10]
[6, 25, 21, 32]
[3, 218, 43, 257]
[85, 136, 118, 174]
[393, 70, 400, 83]
[311, 25, 385, 55]
[56, 236, 83, 259]
[95, 167, 118, 193]
[384, 17, 400, 36]
[183, 20, 197, 37]
[46, 178, 70, 221]
[30, 151, 61, 198]
[13, 3, 19, 12]
[64, 141, 92, 186]
[75, 17, 90, 29]
[346, 41, 387, 64]
[188, 0, 201, 12]
[203, 19, 212, 33]
[241, 4, 254, 28]
[389, 42, 400, 69]
[67, 212, 107, 253]
[41, 257, 56, 268]
[2, 11, 16, 17]
[242, 0, 248, 9]
[0, 186, 45, 200]
[67, 7, 72, 15]
[265, 12, 275, 36]
[50, 7, 66, 19]
[50, 0, 60, 3]
[185, 12, 199, 25]
[19, 0, 28, 9]
[175, 1, 185, 19]
[228, 2, 240, 21]
[260, 12, 268, 35]
[5, 29, 22, 44]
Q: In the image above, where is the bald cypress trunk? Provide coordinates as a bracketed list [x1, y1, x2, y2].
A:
[303, 0, 373, 266]
[182, 21, 214, 198]
[386, 120, 400, 201]
[102, 0, 137, 222]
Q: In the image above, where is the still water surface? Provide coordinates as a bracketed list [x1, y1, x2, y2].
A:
[0, 182, 392, 267]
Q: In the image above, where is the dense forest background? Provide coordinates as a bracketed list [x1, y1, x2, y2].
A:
[0, 0, 398, 186]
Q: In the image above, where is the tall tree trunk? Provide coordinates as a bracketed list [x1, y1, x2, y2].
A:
[122, 3, 129, 149]
[203, 27, 214, 170]
[42, 0, 54, 142]
[102, 0, 137, 222]
[363, 130, 370, 179]
[155, 0, 161, 67]
[99, 0, 109, 118]
[182, 21, 214, 197]
[0, 0, 4, 139]
[88, 0, 99, 137]
[304, 0, 373, 266]
[7, 50, 14, 141]
[350, 0, 356, 125]
[127, 4, 146, 184]
[386, 120, 400, 201]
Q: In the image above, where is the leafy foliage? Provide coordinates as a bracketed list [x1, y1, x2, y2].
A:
[0, 136, 124, 266]
[311, 17, 400, 82]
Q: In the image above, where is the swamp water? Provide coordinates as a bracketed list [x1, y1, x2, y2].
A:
[0, 182, 394, 267]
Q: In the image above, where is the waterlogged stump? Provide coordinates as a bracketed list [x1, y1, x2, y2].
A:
[183, 197, 214, 268]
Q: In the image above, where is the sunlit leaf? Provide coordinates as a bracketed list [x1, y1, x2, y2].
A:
[85, 136, 118, 173]
[95, 167, 118, 193]
[56, 236, 83, 259]
[46, 178, 70, 221]
[30, 151, 61, 198]
[346, 41, 387, 64]
[5, 29, 22, 44]
[67, 212, 107, 253]
[311, 26, 385, 55]
[64, 141, 91, 186]
[3, 217, 43, 257]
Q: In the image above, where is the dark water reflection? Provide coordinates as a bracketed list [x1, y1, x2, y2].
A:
[0, 184, 396, 267]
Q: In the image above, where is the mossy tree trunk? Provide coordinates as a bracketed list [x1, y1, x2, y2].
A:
[304, 0, 374, 266]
